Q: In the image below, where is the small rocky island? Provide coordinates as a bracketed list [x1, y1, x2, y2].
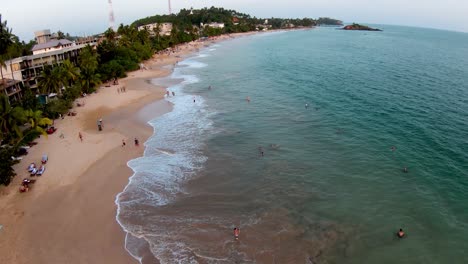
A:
[342, 23, 382, 31]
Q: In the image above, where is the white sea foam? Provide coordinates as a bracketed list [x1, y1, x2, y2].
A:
[116, 56, 214, 263]
[178, 59, 207, 68]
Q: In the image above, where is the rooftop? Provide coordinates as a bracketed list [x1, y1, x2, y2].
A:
[2, 43, 95, 66]
[32, 39, 73, 52]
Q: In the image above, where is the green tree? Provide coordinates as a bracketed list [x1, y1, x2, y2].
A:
[79, 70, 101, 93]
[0, 94, 26, 142]
[60, 60, 80, 87]
[104, 28, 117, 41]
[0, 14, 13, 55]
[0, 146, 17, 186]
[79, 45, 99, 73]
[24, 109, 52, 137]
[0, 14, 14, 79]
[21, 88, 38, 110]
[78, 45, 101, 93]
[57, 30, 65, 39]
[38, 65, 62, 94]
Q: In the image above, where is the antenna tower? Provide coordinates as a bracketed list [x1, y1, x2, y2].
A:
[108, 0, 115, 30]
[168, 0, 172, 14]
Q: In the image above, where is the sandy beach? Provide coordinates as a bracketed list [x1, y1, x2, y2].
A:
[0, 37, 215, 263]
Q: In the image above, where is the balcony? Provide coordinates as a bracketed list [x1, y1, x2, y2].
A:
[6, 87, 21, 96]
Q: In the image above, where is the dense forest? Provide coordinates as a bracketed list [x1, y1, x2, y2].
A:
[316, 17, 343, 26]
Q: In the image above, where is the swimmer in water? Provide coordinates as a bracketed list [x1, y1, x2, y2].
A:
[391, 146, 396, 151]
[233, 227, 240, 240]
[305, 103, 309, 109]
[403, 167, 408, 173]
[258, 146, 264, 156]
[246, 96, 251, 102]
[397, 228, 405, 238]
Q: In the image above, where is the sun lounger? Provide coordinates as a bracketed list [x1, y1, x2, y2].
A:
[27, 163, 36, 172]
[41, 154, 48, 164]
[30, 168, 38, 176]
[36, 166, 45, 176]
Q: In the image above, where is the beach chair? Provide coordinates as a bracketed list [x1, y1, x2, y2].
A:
[42, 154, 48, 164]
[30, 167, 38, 176]
[27, 163, 36, 172]
[36, 166, 46, 176]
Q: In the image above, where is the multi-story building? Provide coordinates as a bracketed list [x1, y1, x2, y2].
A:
[0, 78, 22, 103]
[0, 29, 95, 102]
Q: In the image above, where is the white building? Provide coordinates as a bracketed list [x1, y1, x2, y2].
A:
[32, 39, 75, 55]
[1, 29, 95, 96]
[137, 23, 173, 36]
[201, 22, 225, 29]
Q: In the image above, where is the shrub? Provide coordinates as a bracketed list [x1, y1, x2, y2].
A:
[0, 147, 17, 186]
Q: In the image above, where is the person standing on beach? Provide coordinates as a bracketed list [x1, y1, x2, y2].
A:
[134, 138, 139, 146]
[79, 132, 83, 142]
[122, 139, 126, 147]
[172, 91, 175, 96]
[233, 228, 240, 240]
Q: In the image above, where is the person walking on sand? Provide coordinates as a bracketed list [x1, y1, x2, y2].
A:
[122, 139, 126, 147]
[134, 138, 139, 146]
[233, 227, 240, 240]
[79, 132, 83, 142]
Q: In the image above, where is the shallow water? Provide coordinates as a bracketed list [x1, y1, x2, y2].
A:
[117, 26, 468, 263]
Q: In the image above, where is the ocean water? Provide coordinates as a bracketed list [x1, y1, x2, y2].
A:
[116, 26, 468, 263]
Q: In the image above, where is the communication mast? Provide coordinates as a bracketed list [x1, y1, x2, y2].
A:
[168, 0, 172, 14]
[108, 0, 115, 30]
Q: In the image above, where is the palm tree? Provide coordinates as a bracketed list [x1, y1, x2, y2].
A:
[104, 28, 117, 42]
[79, 70, 101, 94]
[37, 65, 61, 94]
[60, 60, 80, 87]
[1, 14, 14, 80]
[24, 109, 52, 137]
[0, 14, 14, 55]
[78, 45, 100, 93]
[0, 94, 26, 141]
[79, 45, 98, 73]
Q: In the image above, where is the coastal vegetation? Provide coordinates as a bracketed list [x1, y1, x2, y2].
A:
[342, 23, 382, 31]
[316, 17, 343, 26]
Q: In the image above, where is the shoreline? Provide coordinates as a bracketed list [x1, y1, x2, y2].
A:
[0, 38, 201, 263]
[0, 30, 274, 263]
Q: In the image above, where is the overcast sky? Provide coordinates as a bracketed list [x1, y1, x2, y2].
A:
[2, 0, 467, 41]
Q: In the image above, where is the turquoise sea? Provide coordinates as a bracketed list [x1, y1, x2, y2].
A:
[117, 25, 468, 263]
